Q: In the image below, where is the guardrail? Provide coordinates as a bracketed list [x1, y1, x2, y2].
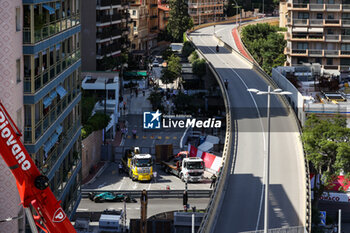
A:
[214, 23, 311, 233]
[185, 32, 234, 232]
[81, 189, 212, 199]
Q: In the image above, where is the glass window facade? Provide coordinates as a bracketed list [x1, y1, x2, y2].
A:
[23, 0, 82, 218]
[23, 0, 80, 44]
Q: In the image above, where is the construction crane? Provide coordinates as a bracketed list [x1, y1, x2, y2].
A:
[0, 102, 76, 233]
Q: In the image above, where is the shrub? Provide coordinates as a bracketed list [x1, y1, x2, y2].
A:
[192, 59, 206, 77]
[188, 51, 199, 63]
[82, 113, 111, 139]
[182, 41, 195, 57]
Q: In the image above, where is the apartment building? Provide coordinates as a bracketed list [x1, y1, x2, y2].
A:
[81, 0, 130, 71]
[158, 0, 170, 31]
[0, 1, 82, 231]
[188, 0, 224, 25]
[129, 0, 158, 57]
[0, 1, 25, 232]
[285, 0, 350, 71]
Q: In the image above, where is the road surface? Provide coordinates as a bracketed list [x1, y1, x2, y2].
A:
[189, 25, 306, 232]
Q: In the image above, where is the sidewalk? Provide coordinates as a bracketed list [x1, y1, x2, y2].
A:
[82, 161, 105, 184]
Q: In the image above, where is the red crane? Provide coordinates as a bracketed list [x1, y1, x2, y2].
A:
[0, 102, 76, 233]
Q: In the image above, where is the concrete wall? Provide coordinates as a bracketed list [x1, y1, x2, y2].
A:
[0, 0, 25, 232]
[271, 68, 306, 125]
[82, 130, 103, 179]
[81, 0, 97, 71]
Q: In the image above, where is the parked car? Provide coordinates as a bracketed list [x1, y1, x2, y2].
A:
[88, 192, 137, 203]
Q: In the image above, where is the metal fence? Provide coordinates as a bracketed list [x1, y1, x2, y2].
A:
[241, 226, 306, 233]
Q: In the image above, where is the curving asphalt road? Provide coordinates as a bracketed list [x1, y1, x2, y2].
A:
[189, 25, 306, 232]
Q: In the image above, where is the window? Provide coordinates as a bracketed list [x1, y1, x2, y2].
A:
[16, 7, 21, 31]
[298, 12, 309, 19]
[297, 42, 308, 49]
[16, 59, 21, 83]
[328, 29, 334, 34]
[327, 13, 334, 19]
[132, 10, 136, 15]
[327, 58, 333, 65]
[317, 13, 323, 19]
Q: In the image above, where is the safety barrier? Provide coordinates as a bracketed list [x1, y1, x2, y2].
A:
[242, 226, 306, 233]
[81, 189, 212, 199]
[185, 31, 234, 232]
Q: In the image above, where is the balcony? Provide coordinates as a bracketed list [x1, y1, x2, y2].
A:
[112, 0, 122, 5]
[112, 14, 122, 21]
[309, 19, 323, 26]
[97, 29, 122, 40]
[98, 0, 112, 7]
[97, 15, 111, 23]
[151, 3, 158, 7]
[325, 35, 340, 42]
[343, 4, 350, 11]
[292, 3, 308, 10]
[341, 35, 350, 41]
[291, 49, 308, 55]
[308, 50, 323, 56]
[97, 44, 121, 56]
[342, 19, 350, 26]
[325, 4, 340, 11]
[324, 19, 340, 26]
[293, 19, 308, 26]
[324, 50, 338, 57]
[150, 15, 158, 19]
[309, 4, 323, 11]
[340, 50, 350, 57]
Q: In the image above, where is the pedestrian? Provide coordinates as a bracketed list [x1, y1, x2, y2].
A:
[183, 191, 188, 212]
[333, 225, 338, 233]
[118, 162, 123, 174]
[132, 128, 137, 139]
[143, 90, 145, 96]
[153, 171, 157, 182]
[210, 174, 217, 189]
[224, 79, 228, 88]
[135, 88, 138, 97]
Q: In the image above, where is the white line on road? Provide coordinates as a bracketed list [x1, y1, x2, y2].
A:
[97, 182, 107, 189]
[77, 208, 89, 211]
[118, 177, 126, 190]
[197, 33, 267, 231]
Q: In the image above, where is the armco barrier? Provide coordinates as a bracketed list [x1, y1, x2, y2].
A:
[185, 33, 234, 233]
[81, 189, 212, 199]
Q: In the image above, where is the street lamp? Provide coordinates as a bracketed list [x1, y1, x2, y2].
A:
[231, 0, 241, 26]
[247, 86, 292, 233]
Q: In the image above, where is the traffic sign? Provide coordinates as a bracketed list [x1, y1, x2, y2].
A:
[320, 211, 326, 226]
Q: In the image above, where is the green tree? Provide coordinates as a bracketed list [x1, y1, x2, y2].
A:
[167, 54, 181, 76]
[302, 114, 350, 210]
[182, 41, 195, 57]
[82, 113, 111, 139]
[241, 23, 286, 75]
[160, 68, 177, 88]
[167, 0, 193, 42]
[192, 59, 206, 77]
[189, 51, 199, 63]
[148, 91, 164, 111]
[162, 46, 174, 61]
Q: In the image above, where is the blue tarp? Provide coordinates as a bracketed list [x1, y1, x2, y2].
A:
[56, 125, 63, 136]
[56, 85, 67, 98]
[43, 4, 55, 15]
[43, 96, 52, 108]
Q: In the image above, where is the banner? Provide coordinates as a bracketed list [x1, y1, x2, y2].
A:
[188, 144, 222, 172]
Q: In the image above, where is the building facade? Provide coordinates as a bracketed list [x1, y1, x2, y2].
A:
[0, 0, 25, 232]
[285, 0, 350, 71]
[158, 1, 169, 31]
[0, 1, 82, 231]
[188, 0, 224, 25]
[22, 0, 82, 220]
[129, 0, 158, 57]
[81, 0, 130, 71]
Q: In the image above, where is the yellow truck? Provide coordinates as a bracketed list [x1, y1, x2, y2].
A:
[122, 147, 153, 181]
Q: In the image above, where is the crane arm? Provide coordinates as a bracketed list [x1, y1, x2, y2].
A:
[0, 102, 76, 233]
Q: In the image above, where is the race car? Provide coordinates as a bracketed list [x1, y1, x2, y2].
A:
[88, 192, 137, 203]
